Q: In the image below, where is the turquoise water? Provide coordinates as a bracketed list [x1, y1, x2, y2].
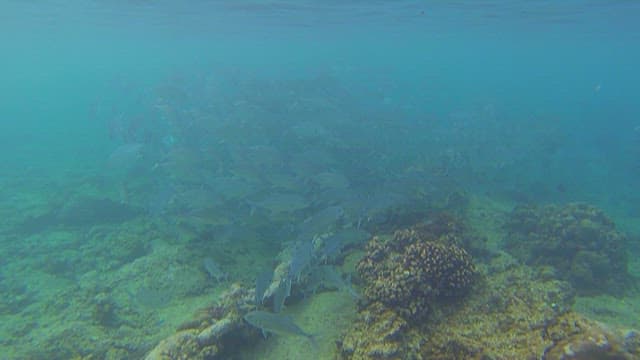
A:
[1, 1, 639, 359]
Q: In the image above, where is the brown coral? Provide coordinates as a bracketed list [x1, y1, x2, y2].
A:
[505, 202, 630, 295]
[342, 249, 639, 360]
[357, 219, 476, 321]
[339, 303, 410, 360]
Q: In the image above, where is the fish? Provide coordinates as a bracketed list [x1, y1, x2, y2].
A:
[334, 228, 371, 248]
[316, 266, 361, 300]
[250, 193, 309, 215]
[177, 188, 225, 214]
[298, 205, 345, 237]
[56, 197, 143, 227]
[147, 179, 175, 217]
[203, 258, 228, 282]
[255, 269, 274, 306]
[319, 228, 371, 262]
[306, 266, 361, 299]
[287, 240, 314, 282]
[272, 278, 291, 313]
[209, 176, 258, 201]
[354, 191, 409, 227]
[243, 311, 317, 348]
[312, 171, 350, 189]
[318, 234, 343, 262]
[290, 121, 329, 139]
[107, 143, 144, 170]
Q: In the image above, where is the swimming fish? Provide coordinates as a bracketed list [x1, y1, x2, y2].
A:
[287, 239, 314, 282]
[203, 258, 228, 282]
[243, 310, 317, 348]
[255, 269, 274, 306]
[313, 266, 361, 300]
[272, 278, 291, 313]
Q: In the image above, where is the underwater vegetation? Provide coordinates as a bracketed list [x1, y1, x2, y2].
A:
[505, 202, 632, 296]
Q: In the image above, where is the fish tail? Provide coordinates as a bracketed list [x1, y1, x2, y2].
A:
[307, 333, 319, 350]
[305, 334, 318, 352]
[309, 336, 319, 350]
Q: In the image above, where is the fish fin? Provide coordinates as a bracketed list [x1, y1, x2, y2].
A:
[285, 278, 292, 296]
[245, 199, 257, 216]
[348, 287, 362, 300]
[307, 333, 319, 350]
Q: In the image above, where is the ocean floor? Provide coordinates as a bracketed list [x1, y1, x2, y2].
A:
[0, 173, 281, 359]
[468, 195, 640, 332]
[572, 248, 640, 330]
[1, 179, 639, 359]
[239, 291, 358, 360]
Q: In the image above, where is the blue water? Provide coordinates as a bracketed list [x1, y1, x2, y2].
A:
[1, 1, 639, 358]
[2, 1, 638, 201]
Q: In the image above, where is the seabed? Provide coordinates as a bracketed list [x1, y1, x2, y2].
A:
[2, 184, 639, 359]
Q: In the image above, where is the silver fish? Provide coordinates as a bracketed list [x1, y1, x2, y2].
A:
[203, 258, 228, 282]
[319, 228, 371, 262]
[255, 269, 274, 306]
[315, 266, 361, 300]
[244, 311, 316, 348]
[107, 143, 143, 170]
[287, 240, 314, 282]
[251, 193, 309, 215]
[299, 205, 345, 237]
[273, 278, 291, 313]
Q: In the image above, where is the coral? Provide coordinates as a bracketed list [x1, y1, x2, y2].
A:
[505, 202, 630, 295]
[541, 316, 637, 360]
[338, 303, 413, 360]
[340, 250, 638, 360]
[92, 292, 121, 328]
[357, 219, 476, 321]
[416, 255, 577, 359]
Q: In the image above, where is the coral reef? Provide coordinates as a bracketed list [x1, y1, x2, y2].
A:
[340, 250, 639, 359]
[504, 202, 630, 295]
[144, 284, 256, 360]
[541, 318, 637, 360]
[338, 302, 417, 359]
[357, 217, 477, 321]
[143, 208, 639, 360]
